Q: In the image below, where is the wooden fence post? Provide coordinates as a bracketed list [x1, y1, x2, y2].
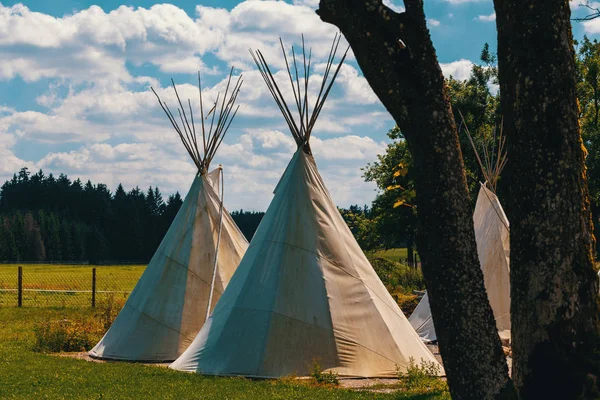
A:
[91, 267, 96, 308]
[17, 266, 22, 307]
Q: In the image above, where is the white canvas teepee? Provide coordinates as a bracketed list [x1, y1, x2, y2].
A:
[169, 35, 442, 378]
[409, 184, 511, 342]
[90, 70, 248, 362]
[409, 121, 511, 343]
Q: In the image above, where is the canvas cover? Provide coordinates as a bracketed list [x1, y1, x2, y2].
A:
[170, 150, 442, 378]
[90, 168, 248, 362]
[406, 292, 436, 343]
[409, 184, 511, 342]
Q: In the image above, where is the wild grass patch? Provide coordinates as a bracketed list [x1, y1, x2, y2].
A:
[33, 319, 101, 353]
[310, 359, 340, 386]
[397, 358, 448, 395]
[32, 293, 124, 353]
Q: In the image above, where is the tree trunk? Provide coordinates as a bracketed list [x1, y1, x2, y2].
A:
[494, 1, 600, 398]
[407, 239, 414, 267]
[317, 1, 517, 398]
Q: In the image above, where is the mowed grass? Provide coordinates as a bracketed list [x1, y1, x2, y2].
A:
[0, 308, 448, 399]
[0, 264, 145, 308]
[374, 249, 409, 263]
[0, 253, 412, 307]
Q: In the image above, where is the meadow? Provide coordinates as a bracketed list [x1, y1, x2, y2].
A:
[0, 264, 145, 308]
[0, 253, 448, 399]
[0, 307, 449, 399]
[373, 249, 410, 263]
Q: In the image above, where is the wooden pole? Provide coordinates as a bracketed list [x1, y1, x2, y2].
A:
[91, 267, 96, 308]
[17, 266, 22, 307]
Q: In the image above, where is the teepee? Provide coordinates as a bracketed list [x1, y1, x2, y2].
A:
[90, 70, 248, 362]
[409, 119, 511, 342]
[169, 35, 442, 378]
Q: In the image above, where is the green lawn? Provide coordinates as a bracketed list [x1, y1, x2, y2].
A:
[0, 264, 145, 308]
[374, 248, 409, 263]
[0, 308, 448, 399]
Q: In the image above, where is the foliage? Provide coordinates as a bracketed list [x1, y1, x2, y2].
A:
[0, 169, 183, 262]
[363, 127, 418, 251]
[397, 357, 448, 395]
[393, 293, 421, 317]
[95, 292, 127, 331]
[230, 210, 265, 241]
[575, 35, 600, 254]
[310, 359, 340, 386]
[32, 319, 101, 353]
[368, 256, 425, 294]
[0, 169, 270, 261]
[338, 205, 382, 252]
[448, 43, 502, 198]
[368, 255, 424, 315]
[32, 294, 124, 353]
[361, 44, 501, 256]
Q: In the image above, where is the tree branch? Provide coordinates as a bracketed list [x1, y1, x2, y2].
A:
[572, 2, 600, 21]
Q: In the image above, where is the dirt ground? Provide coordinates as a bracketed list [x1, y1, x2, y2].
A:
[58, 352, 170, 367]
[60, 343, 512, 392]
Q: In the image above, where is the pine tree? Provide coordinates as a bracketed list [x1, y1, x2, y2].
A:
[23, 212, 45, 261]
[72, 222, 87, 261]
[0, 217, 6, 261]
[60, 219, 74, 261]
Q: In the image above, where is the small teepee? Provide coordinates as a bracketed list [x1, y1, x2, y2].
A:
[409, 119, 511, 342]
[169, 35, 442, 378]
[90, 70, 248, 362]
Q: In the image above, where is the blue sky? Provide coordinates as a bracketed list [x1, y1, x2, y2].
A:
[0, 0, 596, 211]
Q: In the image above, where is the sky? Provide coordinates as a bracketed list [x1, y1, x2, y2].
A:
[0, 0, 598, 211]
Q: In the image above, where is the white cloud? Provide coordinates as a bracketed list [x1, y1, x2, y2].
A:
[440, 59, 474, 81]
[477, 13, 496, 22]
[0, 132, 32, 184]
[583, 20, 600, 33]
[0, 3, 225, 81]
[0, 1, 395, 210]
[336, 65, 379, 105]
[581, 3, 600, 33]
[383, 0, 406, 13]
[571, 1, 584, 10]
[311, 135, 386, 161]
[428, 18, 441, 27]
[0, 2, 344, 82]
[11, 129, 386, 211]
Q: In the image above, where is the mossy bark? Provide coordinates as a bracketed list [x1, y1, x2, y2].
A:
[494, 1, 600, 398]
[317, 1, 517, 399]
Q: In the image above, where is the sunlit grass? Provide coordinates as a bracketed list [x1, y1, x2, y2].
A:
[0, 264, 145, 308]
[0, 308, 449, 399]
[374, 248, 409, 262]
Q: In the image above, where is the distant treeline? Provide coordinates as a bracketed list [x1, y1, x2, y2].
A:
[0, 168, 265, 263]
[0, 167, 379, 263]
[230, 210, 265, 242]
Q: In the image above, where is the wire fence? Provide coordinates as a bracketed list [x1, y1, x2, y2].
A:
[0, 264, 146, 308]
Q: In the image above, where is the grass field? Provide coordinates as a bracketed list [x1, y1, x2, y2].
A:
[0, 250, 417, 308]
[374, 249, 409, 263]
[0, 250, 414, 308]
[0, 264, 145, 308]
[0, 308, 449, 399]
